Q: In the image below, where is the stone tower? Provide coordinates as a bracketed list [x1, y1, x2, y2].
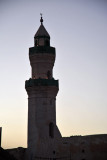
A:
[25, 16, 61, 160]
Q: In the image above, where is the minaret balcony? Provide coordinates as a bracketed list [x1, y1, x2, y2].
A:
[29, 46, 55, 55]
[25, 78, 58, 88]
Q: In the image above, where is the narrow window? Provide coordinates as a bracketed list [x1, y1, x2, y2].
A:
[35, 40, 38, 46]
[49, 122, 54, 138]
[47, 70, 51, 79]
[45, 40, 49, 46]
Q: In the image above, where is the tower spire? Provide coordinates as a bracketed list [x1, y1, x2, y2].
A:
[40, 13, 43, 24]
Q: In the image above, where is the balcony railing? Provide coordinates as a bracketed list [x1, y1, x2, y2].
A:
[25, 78, 58, 88]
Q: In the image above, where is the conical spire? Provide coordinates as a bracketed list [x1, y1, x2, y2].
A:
[34, 14, 50, 38]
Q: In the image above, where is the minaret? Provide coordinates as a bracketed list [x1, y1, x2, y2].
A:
[25, 15, 61, 159]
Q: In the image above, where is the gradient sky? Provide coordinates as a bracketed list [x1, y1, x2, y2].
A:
[0, 0, 107, 149]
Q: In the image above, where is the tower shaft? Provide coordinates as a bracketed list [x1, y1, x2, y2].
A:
[25, 16, 61, 159]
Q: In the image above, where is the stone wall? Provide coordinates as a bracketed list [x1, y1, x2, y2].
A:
[59, 134, 107, 160]
[7, 147, 26, 160]
[5, 134, 107, 160]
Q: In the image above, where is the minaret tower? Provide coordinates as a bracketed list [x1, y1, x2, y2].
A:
[25, 15, 61, 159]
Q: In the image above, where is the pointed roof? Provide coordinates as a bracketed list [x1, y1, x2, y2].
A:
[34, 24, 50, 38]
[34, 15, 50, 38]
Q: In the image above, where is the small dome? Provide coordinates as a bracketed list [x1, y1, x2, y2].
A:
[34, 24, 50, 38]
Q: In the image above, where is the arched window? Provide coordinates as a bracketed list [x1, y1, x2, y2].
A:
[49, 122, 54, 138]
[45, 40, 49, 46]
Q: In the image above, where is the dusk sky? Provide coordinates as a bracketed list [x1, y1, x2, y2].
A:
[0, 0, 107, 149]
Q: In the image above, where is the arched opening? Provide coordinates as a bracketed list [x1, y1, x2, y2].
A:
[45, 40, 49, 46]
[82, 149, 85, 153]
[35, 40, 38, 46]
[49, 122, 54, 138]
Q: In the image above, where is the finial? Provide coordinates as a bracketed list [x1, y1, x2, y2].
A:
[40, 13, 43, 24]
